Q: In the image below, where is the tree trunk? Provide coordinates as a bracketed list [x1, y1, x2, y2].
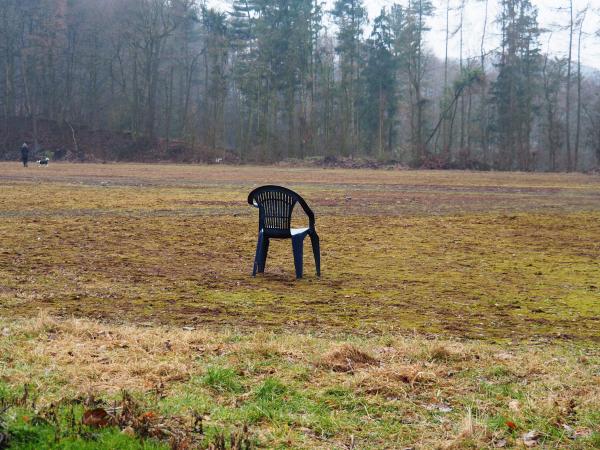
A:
[574, 7, 586, 171]
[479, 0, 489, 165]
[565, 0, 573, 171]
[145, 40, 162, 141]
[442, 0, 450, 158]
[459, 0, 465, 152]
[20, 56, 39, 153]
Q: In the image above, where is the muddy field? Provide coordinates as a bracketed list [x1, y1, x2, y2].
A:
[2, 163, 600, 449]
[1, 163, 599, 342]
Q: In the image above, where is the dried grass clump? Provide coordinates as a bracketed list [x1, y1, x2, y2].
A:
[427, 343, 471, 362]
[354, 364, 436, 397]
[4, 312, 216, 398]
[441, 408, 494, 449]
[317, 344, 379, 373]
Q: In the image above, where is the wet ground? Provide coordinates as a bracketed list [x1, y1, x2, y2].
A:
[1, 163, 599, 341]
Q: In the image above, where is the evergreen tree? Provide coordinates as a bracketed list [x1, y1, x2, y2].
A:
[492, 0, 541, 170]
[331, 0, 367, 156]
[399, 0, 434, 165]
[363, 8, 397, 157]
[541, 55, 566, 171]
[201, 7, 228, 149]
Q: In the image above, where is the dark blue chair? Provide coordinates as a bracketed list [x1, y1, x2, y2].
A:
[248, 185, 321, 279]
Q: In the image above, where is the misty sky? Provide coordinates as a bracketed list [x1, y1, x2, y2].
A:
[211, 0, 600, 69]
[368, 0, 600, 69]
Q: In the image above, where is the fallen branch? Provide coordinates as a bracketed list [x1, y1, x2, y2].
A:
[65, 120, 79, 157]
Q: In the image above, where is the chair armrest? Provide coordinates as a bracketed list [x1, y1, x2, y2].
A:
[297, 197, 315, 229]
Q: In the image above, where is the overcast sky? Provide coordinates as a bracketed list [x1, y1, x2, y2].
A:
[210, 0, 600, 69]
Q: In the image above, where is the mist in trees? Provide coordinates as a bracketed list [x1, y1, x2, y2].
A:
[1, 0, 599, 171]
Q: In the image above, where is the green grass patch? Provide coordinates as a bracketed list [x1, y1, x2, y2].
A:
[201, 367, 244, 394]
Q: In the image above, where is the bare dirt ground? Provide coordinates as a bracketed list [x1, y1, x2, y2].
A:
[1, 162, 599, 341]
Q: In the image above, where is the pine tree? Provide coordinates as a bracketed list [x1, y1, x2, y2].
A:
[402, 0, 434, 165]
[201, 7, 228, 150]
[363, 8, 397, 157]
[492, 0, 541, 170]
[331, 0, 367, 156]
[541, 54, 565, 172]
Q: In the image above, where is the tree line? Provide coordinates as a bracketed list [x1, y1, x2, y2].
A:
[1, 0, 599, 170]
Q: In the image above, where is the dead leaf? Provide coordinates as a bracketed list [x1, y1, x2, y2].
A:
[83, 408, 111, 428]
[573, 428, 592, 439]
[495, 352, 514, 360]
[562, 424, 574, 435]
[424, 403, 453, 413]
[522, 430, 540, 447]
[121, 426, 135, 437]
[508, 399, 520, 412]
[563, 425, 592, 440]
[140, 411, 157, 422]
[493, 438, 507, 448]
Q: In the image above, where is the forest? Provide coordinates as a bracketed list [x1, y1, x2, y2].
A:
[1, 0, 599, 171]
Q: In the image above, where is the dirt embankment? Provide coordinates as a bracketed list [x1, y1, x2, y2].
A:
[0, 116, 234, 163]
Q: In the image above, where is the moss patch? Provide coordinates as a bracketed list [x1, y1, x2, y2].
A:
[1, 164, 599, 341]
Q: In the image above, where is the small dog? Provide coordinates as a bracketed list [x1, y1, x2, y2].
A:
[37, 157, 50, 166]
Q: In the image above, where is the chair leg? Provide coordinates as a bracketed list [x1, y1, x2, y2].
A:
[252, 231, 264, 276]
[310, 232, 321, 277]
[258, 237, 269, 273]
[291, 234, 305, 279]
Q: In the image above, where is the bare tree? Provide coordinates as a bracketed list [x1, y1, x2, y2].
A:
[574, 4, 589, 170]
[565, 0, 574, 171]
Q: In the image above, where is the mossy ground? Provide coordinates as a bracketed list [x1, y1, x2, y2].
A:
[1, 163, 599, 340]
[1, 163, 599, 448]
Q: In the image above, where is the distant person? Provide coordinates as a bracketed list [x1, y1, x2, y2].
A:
[21, 142, 29, 167]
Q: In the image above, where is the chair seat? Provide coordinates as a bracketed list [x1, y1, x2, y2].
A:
[262, 227, 309, 239]
[291, 227, 309, 236]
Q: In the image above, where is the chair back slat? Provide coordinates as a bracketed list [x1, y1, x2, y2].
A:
[248, 185, 316, 236]
[258, 189, 293, 231]
[249, 186, 302, 234]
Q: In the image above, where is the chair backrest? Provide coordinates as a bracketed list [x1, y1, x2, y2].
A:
[248, 185, 314, 234]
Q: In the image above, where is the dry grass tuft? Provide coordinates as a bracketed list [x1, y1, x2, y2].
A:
[4, 312, 216, 397]
[354, 363, 436, 397]
[441, 408, 493, 449]
[316, 344, 380, 373]
[427, 343, 471, 362]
